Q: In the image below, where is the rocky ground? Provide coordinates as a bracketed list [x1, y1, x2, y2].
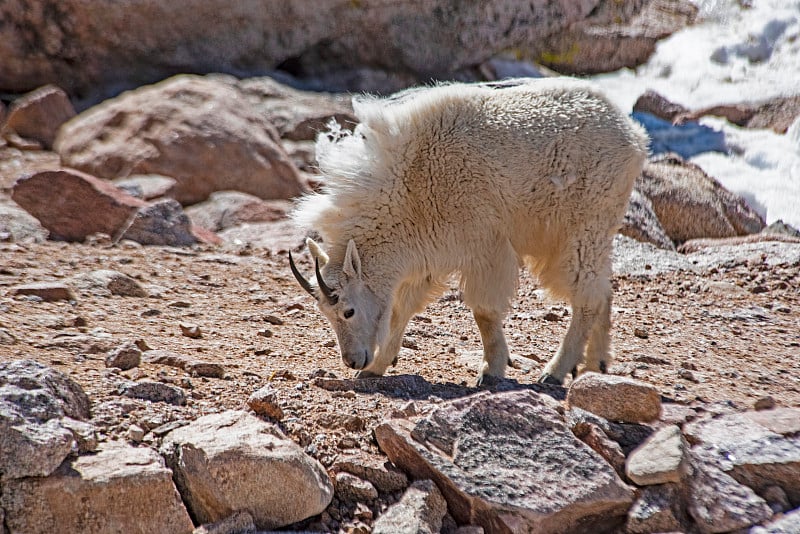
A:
[1, 231, 798, 531]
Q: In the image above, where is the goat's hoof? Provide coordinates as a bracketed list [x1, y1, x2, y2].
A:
[538, 373, 563, 386]
[476, 373, 502, 387]
[571, 366, 578, 378]
[599, 361, 608, 373]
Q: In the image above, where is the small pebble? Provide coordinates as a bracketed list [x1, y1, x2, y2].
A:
[180, 323, 202, 339]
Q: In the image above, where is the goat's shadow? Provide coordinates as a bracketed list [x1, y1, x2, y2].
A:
[312, 373, 566, 403]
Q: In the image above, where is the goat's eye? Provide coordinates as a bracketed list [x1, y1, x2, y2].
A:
[344, 308, 355, 319]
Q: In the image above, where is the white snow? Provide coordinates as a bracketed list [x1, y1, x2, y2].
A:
[591, 0, 800, 227]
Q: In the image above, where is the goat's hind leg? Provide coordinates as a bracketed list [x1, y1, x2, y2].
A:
[538, 268, 611, 385]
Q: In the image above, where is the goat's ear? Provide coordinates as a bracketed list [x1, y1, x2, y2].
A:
[306, 238, 329, 267]
[343, 239, 362, 280]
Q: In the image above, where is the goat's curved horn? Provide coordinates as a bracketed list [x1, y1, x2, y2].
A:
[315, 258, 338, 304]
[289, 252, 315, 297]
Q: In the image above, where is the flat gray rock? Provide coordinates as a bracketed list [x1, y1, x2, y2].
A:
[686, 412, 800, 504]
[375, 390, 634, 534]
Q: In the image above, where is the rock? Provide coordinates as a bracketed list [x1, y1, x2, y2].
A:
[375, 390, 634, 534]
[60, 417, 99, 454]
[0, 200, 49, 242]
[686, 410, 800, 504]
[180, 323, 203, 339]
[333, 455, 410, 494]
[2, 85, 76, 148]
[750, 507, 800, 534]
[185, 361, 225, 379]
[762, 219, 800, 238]
[217, 220, 309, 252]
[11, 169, 147, 242]
[633, 90, 690, 122]
[119, 198, 211, 246]
[573, 421, 627, 477]
[247, 385, 284, 420]
[112, 174, 178, 200]
[742, 408, 800, 437]
[678, 95, 800, 135]
[567, 407, 654, 455]
[620, 188, 675, 250]
[106, 341, 142, 371]
[128, 424, 146, 443]
[143, 349, 189, 369]
[185, 191, 291, 232]
[193, 511, 256, 534]
[335, 472, 379, 503]
[678, 233, 800, 253]
[72, 269, 148, 297]
[55, 75, 305, 205]
[119, 381, 187, 406]
[1, 2, 675, 103]
[567, 373, 661, 423]
[0, 360, 91, 480]
[625, 484, 685, 534]
[625, 425, 689, 485]
[11, 281, 75, 302]
[539, 0, 697, 74]
[237, 76, 356, 141]
[0, 441, 194, 533]
[372, 479, 447, 534]
[637, 155, 765, 243]
[687, 458, 773, 534]
[160, 410, 333, 530]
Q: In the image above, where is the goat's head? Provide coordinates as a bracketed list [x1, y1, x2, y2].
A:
[290, 238, 383, 371]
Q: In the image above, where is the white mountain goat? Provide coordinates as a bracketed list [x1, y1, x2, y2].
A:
[290, 78, 648, 385]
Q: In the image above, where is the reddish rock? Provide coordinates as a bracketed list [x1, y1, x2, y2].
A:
[12, 282, 75, 302]
[11, 169, 146, 242]
[633, 90, 690, 122]
[567, 373, 662, 423]
[639, 155, 765, 243]
[185, 191, 290, 232]
[55, 75, 306, 205]
[3, 85, 76, 149]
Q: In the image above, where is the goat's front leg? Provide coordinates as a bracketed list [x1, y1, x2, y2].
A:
[357, 279, 438, 378]
[473, 309, 510, 385]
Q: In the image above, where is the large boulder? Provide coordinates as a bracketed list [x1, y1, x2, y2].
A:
[375, 390, 634, 534]
[0, 1, 692, 101]
[160, 410, 333, 530]
[637, 155, 765, 243]
[55, 75, 306, 205]
[1, 441, 194, 534]
[0, 360, 92, 481]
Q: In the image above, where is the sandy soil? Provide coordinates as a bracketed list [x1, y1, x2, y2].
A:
[1, 237, 798, 529]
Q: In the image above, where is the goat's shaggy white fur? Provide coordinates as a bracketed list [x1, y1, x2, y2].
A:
[293, 78, 648, 384]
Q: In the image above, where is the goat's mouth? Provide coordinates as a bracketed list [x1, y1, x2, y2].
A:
[344, 349, 370, 370]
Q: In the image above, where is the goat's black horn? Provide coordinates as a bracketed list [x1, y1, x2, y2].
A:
[289, 252, 315, 297]
[315, 258, 338, 304]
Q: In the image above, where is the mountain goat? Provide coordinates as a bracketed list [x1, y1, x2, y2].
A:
[290, 78, 648, 385]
